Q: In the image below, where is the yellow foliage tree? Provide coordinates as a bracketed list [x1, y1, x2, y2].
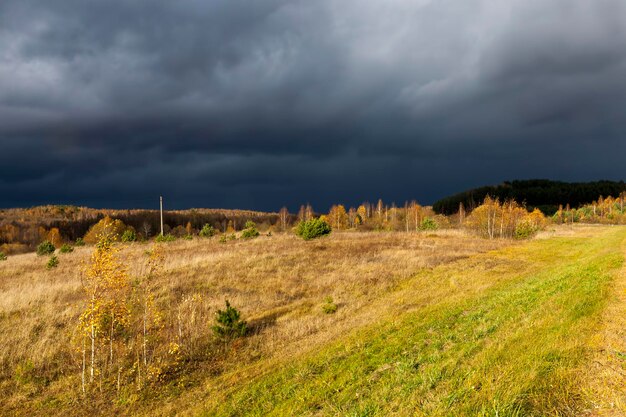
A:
[356, 205, 367, 224]
[84, 216, 128, 244]
[465, 197, 546, 239]
[47, 227, 63, 248]
[327, 205, 348, 230]
[78, 231, 130, 393]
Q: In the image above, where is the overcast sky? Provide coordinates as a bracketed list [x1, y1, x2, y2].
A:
[1, 0, 625, 211]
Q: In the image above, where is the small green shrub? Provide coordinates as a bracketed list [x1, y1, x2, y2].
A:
[155, 234, 176, 243]
[47, 255, 59, 269]
[212, 300, 247, 340]
[59, 244, 74, 254]
[419, 217, 439, 231]
[37, 241, 56, 256]
[183, 234, 193, 240]
[0, 252, 7, 261]
[241, 221, 260, 239]
[296, 218, 332, 240]
[514, 220, 538, 240]
[74, 238, 85, 246]
[121, 229, 137, 242]
[199, 224, 216, 238]
[219, 234, 237, 243]
[321, 296, 338, 314]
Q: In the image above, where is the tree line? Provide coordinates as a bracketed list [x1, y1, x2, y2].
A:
[433, 179, 626, 215]
[3, 187, 626, 256]
[0, 206, 288, 254]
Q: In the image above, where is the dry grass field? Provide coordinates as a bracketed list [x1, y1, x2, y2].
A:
[1, 226, 625, 416]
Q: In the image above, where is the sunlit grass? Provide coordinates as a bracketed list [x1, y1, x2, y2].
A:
[1, 226, 624, 416]
[204, 228, 625, 416]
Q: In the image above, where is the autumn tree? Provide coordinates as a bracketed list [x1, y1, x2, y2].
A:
[46, 227, 63, 248]
[327, 205, 348, 230]
[465, 197, 546, 239]
[84, 216, 129, 244]
[406, 201, 423, 232]
[78, 231, 130, 393]
[356, 205, 367, 225]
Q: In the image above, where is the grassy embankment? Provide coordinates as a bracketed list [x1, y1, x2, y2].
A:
[200, 227, 626, 416]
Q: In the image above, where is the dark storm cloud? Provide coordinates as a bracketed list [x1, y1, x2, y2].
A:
[1, 0, 625, 210]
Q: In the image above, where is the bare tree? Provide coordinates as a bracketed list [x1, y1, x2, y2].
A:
[376, 199, 383, 219]
[458, 202, 466, 226]
[404, 202, 409, 232]
[348, 207, 357, 228]
[305, 204, 314, 221]
[142, 222, 152, 239]
[279, 207, 290, 231]
[298, 205, 306, 222]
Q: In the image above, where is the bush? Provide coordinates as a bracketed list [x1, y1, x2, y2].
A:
[47, 255, 59, 269]
[199, 224, 216, 238]
[241, 221, 260, 239]
[212, 300, 247, 339]
[37, 241, 56, 256]
[59, 244, 74, 254]
[219, 234, 236, 244]
[183, 234, 193, 240]
[155, 234, 176, 243]
[296, 218, 332, 240]
[0, 252, 6, 261]
[321, 296, 338, 314]
[514, 220, 539, 240]
[419, 217, 439, 231]
[74, 238, 85, 246]
[121, 229, 137, 242]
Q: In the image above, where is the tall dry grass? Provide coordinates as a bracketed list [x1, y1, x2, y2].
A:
[0, 230, 505, 414]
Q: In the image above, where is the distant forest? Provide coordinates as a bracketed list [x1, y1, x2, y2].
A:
[0, 206, 288, 253]
[433, 179, 626, 215]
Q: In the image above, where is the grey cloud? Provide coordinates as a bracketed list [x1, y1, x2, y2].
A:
[0, 0, 625, 210]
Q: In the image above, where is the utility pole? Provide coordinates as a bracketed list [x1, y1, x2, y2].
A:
[160, 196, 164, 236]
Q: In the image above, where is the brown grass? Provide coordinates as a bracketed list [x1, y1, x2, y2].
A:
[0, 229, 506, 415]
